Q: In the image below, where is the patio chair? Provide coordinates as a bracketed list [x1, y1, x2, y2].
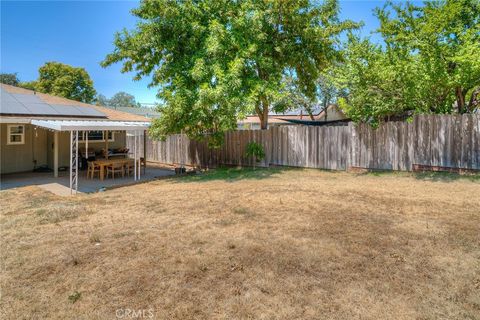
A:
[87, 161, 100, 179]
[106, 162, 124, 179]
[125, 161, 134, 177]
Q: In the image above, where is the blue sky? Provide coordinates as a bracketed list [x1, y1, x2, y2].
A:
[1, 1, 408, 104]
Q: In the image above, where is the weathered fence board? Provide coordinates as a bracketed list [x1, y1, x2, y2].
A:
[127, 115, 480, 171]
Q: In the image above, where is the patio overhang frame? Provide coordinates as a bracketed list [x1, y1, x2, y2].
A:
[31, 119, 150, 131]
[31, 119, 150, 195]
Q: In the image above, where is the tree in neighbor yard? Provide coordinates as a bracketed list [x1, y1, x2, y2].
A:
[274, 74, 318, 120]
[95, 93, 109, 106]
[96, 91, 141, 108]
[102, 0, 358, 145]
[34, 62, 96, 103]
[0, 73, 20, 86]
[0, 73, 39, 91]
[336, 0, 480, 124]
[108, 91, 141, 108]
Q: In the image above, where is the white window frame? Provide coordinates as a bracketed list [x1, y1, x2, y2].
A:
[78, 131, 115, 143]
[7, 125, 25, 145]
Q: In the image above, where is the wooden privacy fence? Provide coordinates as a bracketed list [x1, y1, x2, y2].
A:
[128, 114, 480, 171]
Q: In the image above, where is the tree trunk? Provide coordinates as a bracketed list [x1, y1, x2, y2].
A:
[455, 87, 466, 114]
[323, 99, 329, 121]
[305, 104, 314, 120]
[467, 86, 480, 112]
[259, 97, 269, 130]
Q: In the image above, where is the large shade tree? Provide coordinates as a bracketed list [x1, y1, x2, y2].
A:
[95, 91, 141, 108]
[337, 0, 480, 124]
[35, 62, 96, 103]
[109, 91, 141, 108]
[102, 0, 357, 144]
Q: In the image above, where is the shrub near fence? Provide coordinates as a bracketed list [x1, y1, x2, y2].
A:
[128, 115, 480, 172]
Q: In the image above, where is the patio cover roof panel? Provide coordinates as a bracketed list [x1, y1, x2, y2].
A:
[31, 119, 150, 131]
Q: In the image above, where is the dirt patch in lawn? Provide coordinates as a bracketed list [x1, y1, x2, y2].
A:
[1, 168, 479, 319]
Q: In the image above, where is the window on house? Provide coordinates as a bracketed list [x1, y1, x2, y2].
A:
[7, 125, 25, 145]
[78, 131, 115, 142]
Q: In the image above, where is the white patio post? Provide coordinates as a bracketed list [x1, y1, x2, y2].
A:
[69, 131, 73, 193]
[53, 131, 59, 178]
[69, 130, 79, 195]
[75, 130, 78, 192]
[137, 130, 141, 180]
[134, 130, 137, 181]
[143, 130, 147, 175]
[85, 131, 88, 161]
[105, 130, 109, 160]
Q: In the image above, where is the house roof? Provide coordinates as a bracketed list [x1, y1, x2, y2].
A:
[105, 106, 161, 118]
[238, 104, 343, 124]
[279, 118, 351, 126]
[0, 84, 149, 122]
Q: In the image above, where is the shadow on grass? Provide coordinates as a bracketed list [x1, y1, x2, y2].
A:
[175, 166, 289, 183]
[174, 166, 479, 184]
[361, 170, 480, 183]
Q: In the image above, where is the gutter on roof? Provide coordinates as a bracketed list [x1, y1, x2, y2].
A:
[0, 117, 31, 123]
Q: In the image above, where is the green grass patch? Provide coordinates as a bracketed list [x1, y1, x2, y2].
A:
[177, 166, 287, 183]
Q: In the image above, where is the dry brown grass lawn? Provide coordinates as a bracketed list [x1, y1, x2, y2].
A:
[1, 168, 479, 319]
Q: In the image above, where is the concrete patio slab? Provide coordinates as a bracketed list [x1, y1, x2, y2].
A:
[0, 166, 175, 196]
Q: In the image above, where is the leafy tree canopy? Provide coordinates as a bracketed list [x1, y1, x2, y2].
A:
[95, 94, 110, 106]
[0, 73, 20, 86]
[336, 0, 480, 124]
[102, 0, 358, 145]
[35, 62, 96, 103]
[108, 91, 141, 108]
[95, 92, 141, 108]
[0, 73, 39, 92]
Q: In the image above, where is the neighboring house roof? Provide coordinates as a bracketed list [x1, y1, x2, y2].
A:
[279, 118, 351, 126]
[0, 84, 149, 122]
[238, 104, 345, 125]
[105, 106, 161, 118]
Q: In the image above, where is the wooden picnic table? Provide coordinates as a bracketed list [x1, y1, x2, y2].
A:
[92, 158, 135, 181]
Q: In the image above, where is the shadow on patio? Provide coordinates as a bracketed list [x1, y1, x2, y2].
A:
[0, 164, 175, 196]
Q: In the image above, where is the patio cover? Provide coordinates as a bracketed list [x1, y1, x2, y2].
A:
[30, 119, 149, 195]
[31, 119, 150, 131]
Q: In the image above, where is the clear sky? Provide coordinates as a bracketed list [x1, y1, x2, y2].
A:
[1, 0, 409, 104]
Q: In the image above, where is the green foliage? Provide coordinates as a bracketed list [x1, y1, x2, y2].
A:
[96, 92, 140, 108]
[18, 81, 38, 91]
[274, 74, 318, 120]
[108, 91, 141, 108]
[245, 141, 265, 162]
[102, 0, 358, 144]
[95, 94, 109, 106]
[0, 73, 39, 91]
[35, 62, 96, 103]
[0, 73, 20, 86]
[336, 0, 480, 124]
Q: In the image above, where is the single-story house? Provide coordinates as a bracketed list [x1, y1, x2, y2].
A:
[237, 104, 346, 130]
[0, 84, 150, 194]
